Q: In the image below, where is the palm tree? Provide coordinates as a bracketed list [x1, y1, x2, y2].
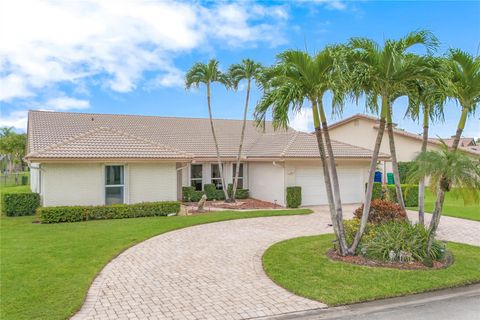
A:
[447, 49, 480, 150]
[347, 30, 438, 254]
[409, 142, 480, 251]
[405, 57, 447, 225]
[185, 59, 230, 200]
[255, 49, 349, 255]
[228, 59, 264, 201]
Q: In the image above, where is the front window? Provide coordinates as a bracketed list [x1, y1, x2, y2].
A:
[211, 164, 224, 190]
[190, 164, 203, 191]
[105, 165, 124, 205]
[232, 163, 244, 189]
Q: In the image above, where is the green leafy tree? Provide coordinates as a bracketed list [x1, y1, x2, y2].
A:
[0, 127, 27, 173]
[347, 30, 438, 254]
[228, 59, 264, 201]
[409, 142, 480, 251]
[185, 60, 230, 200]
[255, 48, 349, 255]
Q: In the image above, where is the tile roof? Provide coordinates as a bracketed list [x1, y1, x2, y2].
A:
[26, 110, 388, 161]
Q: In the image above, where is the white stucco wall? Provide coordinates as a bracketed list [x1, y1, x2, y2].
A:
[128, 163, 177, 203]
[248, 162, 285, 206]
[29, 163, 40, 193]
[41, 163, 104, 207]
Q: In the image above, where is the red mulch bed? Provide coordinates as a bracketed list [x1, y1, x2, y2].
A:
[327, 249, 452, 270]
[184, 198, 282, 214]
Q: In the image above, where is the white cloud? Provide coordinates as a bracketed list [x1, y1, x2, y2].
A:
[312, 0, 347, 10]
[290, 108, 314, 132]
[0, 0, 288, 103]
[43, 97, 90, 110]
[0, 110, 28, 130]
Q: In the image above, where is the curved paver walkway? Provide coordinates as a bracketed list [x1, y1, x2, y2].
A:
[72, 205, 479, 320]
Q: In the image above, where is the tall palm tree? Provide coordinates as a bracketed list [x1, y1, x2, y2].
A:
[447, 49, 480, 150]
[405, 57, 447, 225]
[409, 143, 480, 251]
[185, 59, 230, 200]
[347, 30, 438, 254]
[228, 59, 264, 201]
[255, 49, 349, 255]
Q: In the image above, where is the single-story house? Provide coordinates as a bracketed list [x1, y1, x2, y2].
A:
[25, 110, 390, 207]
[327, 113, 480, 182]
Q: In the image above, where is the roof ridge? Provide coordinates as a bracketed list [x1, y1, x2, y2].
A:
[30, 127, 192, 158]
[28, 109, 275, 124]
[281, 131, 300, 157]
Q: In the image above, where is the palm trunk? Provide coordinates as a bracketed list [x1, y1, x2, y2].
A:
[451, 107, 468, 150]
[427, 187, 446, 252]
[231, 79, 251, 201]
[386, 106, 405, 209]
[311, 98, 342, 251]
[349, 96, 388, 254]
[317, 99, 347, 255]
[418, 105, 429, 225]
[206, 83, 229, 200]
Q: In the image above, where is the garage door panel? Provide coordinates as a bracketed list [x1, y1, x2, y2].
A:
[295, 165, 363, 205]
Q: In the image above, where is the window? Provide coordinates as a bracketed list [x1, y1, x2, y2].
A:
[211, 164, 224, 190]
[232, 163, 244, 189]
[190, 164, 203, 191]
[105, 165, 124, 205]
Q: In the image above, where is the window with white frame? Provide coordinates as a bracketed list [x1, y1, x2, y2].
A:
[232, 163, 244, 189]
[105, 165, 124, 205]
[211, 164, 224, 190]
[190, 164, 203, 191]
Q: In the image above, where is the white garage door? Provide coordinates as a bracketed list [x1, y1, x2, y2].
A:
[295, 165, 363, 205]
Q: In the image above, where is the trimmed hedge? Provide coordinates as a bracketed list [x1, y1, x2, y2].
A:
[39, 201, 181, 223]
[2, 192, 40, 216]
[286, 186, 302, 208]
[365, 182, 384, 200]
[204, 184, 226, 200]
[387, 184, 419, 207]
[182, 186, 204, 202]
[227, 184, 249, 200]
[398, 161, 415, 184]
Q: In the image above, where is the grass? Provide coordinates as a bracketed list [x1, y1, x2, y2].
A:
[407, 189, 480, 222]
[263, 234, 480, 306]
[0, 207, 312, 320]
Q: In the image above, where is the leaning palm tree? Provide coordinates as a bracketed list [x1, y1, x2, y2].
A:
[347, 30, 438, 254]
[409, 142, 480, 251]
[447, 49, 480, 150]
[405, 56, 448, 225]
[255, 49, 349, 255]
[228, 59, 264, 202]
[185, 59, 230, 200]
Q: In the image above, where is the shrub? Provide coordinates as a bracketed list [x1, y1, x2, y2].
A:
[204, 184, 218, 200]
[366, 182, 383, 200]
[343, 218, 376, 248]
[227, 184, 249, 199]
[398, 161, 415, 184]
[387, 184, 419, 207]
[2, 193, 40, 216]
[354, 199, 406, 224]
[39, 201, 181, 223]
[286, 186, 302, 208]
[363, 221, 446, 262]
[182, 186, 204, 202]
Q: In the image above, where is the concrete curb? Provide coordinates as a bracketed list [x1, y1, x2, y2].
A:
[257, 283, 480, 319]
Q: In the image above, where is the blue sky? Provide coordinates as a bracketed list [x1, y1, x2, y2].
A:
[1, 0, 479, 138]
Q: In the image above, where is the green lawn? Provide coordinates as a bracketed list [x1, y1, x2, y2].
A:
[408, 189, 480, 221]
[263, 235, 480, 306]
[0, 208, 312, 320]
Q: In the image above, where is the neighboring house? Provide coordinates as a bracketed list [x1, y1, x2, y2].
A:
[25, 110, 389, 207]
[328, 113, 480, 182]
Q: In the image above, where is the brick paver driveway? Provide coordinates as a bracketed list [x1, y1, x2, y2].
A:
[72, 205, 479, 320]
